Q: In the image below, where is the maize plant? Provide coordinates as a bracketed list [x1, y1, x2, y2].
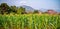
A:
[0, 14, 60, 29]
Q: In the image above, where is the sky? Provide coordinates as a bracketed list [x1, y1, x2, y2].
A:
[0, 0, 60, 12]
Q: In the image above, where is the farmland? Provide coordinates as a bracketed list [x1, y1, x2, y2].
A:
[0, 14, 60, 29]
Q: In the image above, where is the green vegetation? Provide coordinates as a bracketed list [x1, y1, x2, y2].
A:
[0, 14, 60, 29]
[0, 3, 26, 14]
[0, 3, 60, 29]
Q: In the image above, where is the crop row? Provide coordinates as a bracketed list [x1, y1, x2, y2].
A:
[0, 14, 60, 29]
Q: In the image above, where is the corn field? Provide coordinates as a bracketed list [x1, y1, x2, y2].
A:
[0, 14, 60, 29]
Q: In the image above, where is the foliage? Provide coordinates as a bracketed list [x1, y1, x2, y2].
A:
[0, 3, 27, 14]
[33, 10, 39, 14]
[17, 6, 26, 14]
[0, 3, 10, 14]
[0, 14, 60, 29]
[10, 6, 17, 13]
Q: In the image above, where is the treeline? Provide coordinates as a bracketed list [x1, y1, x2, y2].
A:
[0, 3, 60, 15]
[0, 3, 30, 15]
[0, 3, 40, 15]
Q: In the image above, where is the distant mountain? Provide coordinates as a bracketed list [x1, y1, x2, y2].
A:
[20, 5, 34, 12]
[19, 5, 60, 13]
[40, 8, 60, 13]
[56, 9, 60, 12]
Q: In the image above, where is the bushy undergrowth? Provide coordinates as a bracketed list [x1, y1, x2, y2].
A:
[0, 14, 60, 29]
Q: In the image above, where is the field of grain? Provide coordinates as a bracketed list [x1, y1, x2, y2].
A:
[0, 14, 60, 29]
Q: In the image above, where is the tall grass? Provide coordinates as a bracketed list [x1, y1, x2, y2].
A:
[0, 14, 60, 29]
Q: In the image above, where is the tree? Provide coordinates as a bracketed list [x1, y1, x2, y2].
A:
[0, 3, 10, 14]
[0, 5, 2, 14]
[33, 10, 39, 14]
[17, 6, 26, 14]
[10, 6, 17, 13]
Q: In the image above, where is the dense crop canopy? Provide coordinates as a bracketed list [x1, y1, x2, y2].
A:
[0, 14, 60, 29]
